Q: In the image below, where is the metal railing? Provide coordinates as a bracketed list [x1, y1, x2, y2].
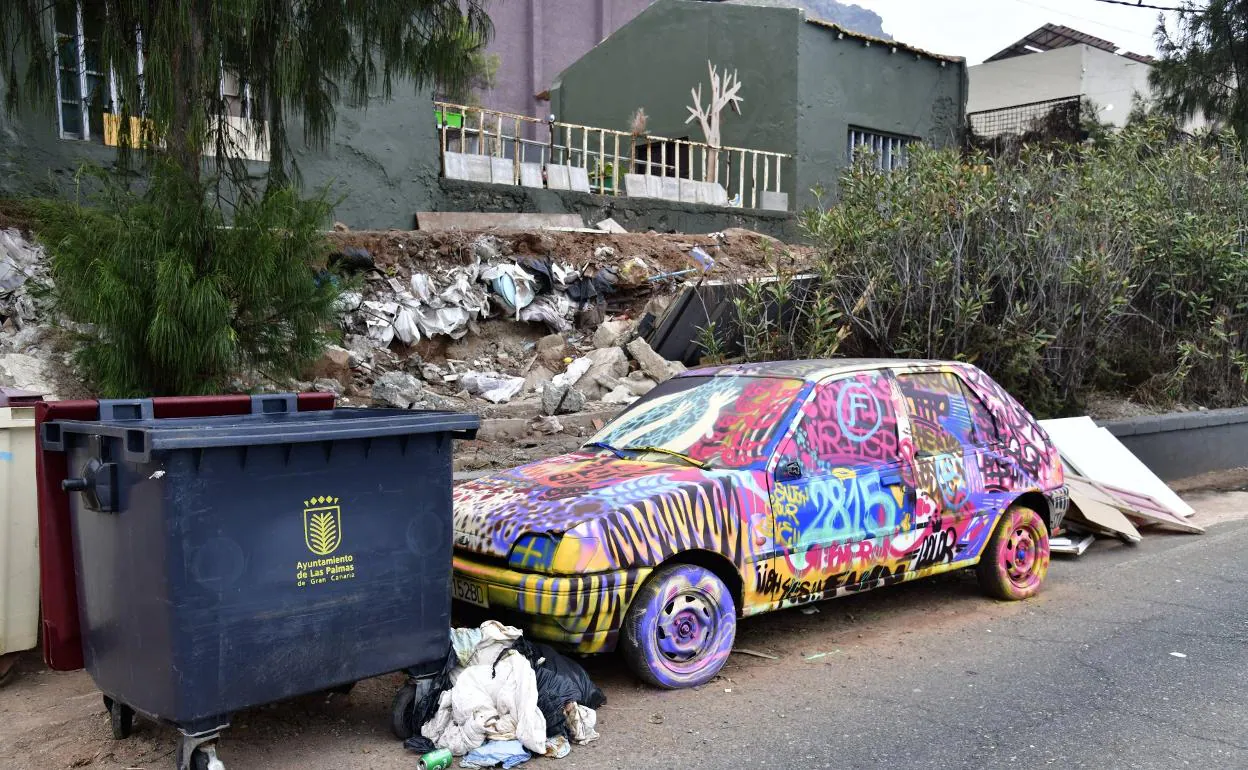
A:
[434, 101, 792, 210]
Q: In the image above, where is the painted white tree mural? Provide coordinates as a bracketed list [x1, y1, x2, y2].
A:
[685, 61, 743, 183]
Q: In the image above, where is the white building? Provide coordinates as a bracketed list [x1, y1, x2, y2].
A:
[968, 24, 1202, 134]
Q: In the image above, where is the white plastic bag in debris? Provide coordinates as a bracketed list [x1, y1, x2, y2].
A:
[480, 264, 537, 318]
[518, 293, 575, 333]
[0, 229, 42, 293]
[551, 357, 592, 389]
[565, 703, 600, 745]
[423, 622, 547, 756]
[362, 300, 399, 347]
[461, 371, 525, 404]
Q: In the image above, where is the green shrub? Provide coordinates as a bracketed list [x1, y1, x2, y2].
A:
[729, 120, 1248, 416]
[30, 163, 341, 397]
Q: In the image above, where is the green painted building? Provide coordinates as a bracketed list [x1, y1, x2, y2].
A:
[550, 0, 968, 211]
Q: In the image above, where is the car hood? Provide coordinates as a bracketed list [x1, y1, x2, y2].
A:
[452, 450, 767, 566]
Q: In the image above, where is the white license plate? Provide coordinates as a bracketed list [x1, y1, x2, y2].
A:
[453, 577, 489, 608]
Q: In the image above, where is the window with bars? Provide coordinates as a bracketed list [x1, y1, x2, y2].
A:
[53, 0, 265, 160]
[847, 127, 916, 172]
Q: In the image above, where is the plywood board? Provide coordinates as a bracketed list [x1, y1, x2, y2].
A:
[1039, 419, 1194, 518]
[1076, 476, 1206, 535]
[1065, 478, 1142, 543]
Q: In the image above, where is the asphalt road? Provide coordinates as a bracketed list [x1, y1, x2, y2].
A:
[2, 501, 1245, 769]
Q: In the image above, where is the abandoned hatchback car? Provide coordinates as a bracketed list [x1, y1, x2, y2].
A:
[452, 360, 1068, 688]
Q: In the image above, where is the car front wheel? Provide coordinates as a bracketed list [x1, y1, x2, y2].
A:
[621, 563, 736, 689]
[978, 504, 1050, 600]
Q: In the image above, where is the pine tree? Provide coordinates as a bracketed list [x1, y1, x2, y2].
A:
[1151, 0, 1248, 145]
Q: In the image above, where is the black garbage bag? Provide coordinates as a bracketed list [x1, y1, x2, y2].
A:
[403, 643, 458, 741]
[505, 639, 606, 738]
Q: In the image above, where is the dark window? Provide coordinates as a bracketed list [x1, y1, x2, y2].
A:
[897, 371, 977, 454]
[958, 379, 1000, 445]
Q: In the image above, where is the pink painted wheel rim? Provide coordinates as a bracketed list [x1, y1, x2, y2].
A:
[1003, 523, 1041, 589]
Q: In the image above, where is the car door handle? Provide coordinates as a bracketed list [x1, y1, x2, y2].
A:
[914, 450, 935, 460]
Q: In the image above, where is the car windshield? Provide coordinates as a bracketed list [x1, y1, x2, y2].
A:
[586, 375, 806, 469]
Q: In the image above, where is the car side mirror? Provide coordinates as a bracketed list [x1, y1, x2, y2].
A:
[776, 459, 803, 482]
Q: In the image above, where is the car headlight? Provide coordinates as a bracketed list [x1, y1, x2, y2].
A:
[507, 533, 562, 572]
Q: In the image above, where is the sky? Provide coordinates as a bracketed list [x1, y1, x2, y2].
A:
[851, 0, 1188, 64]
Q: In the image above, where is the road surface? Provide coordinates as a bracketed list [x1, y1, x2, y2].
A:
[2, 491, 1245, 769]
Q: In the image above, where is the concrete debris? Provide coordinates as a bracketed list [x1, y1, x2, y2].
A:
[312, 378, 344, 397]
[622, 376, 658, 397]
[575, 347, 629, 399]
[541, 382, 587, 416]
[0, 353, 56, 398]
[536, 334, 569, 367]
[531, 415, 564, 435]
[0, 229, 50, 332]
[552, 357, 593, 390]
[461, 371, 526, 404]
[626, 338, 680, 383]
[601, 385, 638, 405]
[309, 345, 353, 387]
[595, 217, 628, 234]
[594, 245, 616, 261]
[523, 364, 555, 394]
[372, 371, 426, 409]
[592, 319, 634, 349]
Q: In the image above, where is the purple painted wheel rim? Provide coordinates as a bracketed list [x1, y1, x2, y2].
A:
[656, 589, 717, 664]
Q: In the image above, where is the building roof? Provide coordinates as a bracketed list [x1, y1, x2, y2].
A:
[985, 23, 1155, 64]
[804, 16, 964, 64]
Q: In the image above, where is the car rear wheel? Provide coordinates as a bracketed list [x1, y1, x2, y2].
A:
[978, 504, 1050, 600]
[621, 563, 736, 689]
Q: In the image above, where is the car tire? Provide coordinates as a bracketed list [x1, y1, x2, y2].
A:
[978, 504, 1050, 600]
[621, 563, 736, 689]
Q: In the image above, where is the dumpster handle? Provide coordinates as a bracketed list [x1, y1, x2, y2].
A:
[99, 399, 155, 422]
[251, 394, 298, 415]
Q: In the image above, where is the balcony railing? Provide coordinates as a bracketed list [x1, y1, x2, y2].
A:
[434, 101, 792, 211]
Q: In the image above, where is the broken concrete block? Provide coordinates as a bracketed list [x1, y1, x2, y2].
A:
[592, 320, 633, 349]
[313, 378, 344, 397]
[602, 385, 638, 405]
[371, 371, 425, 409]
[308, 345, 353, 387]
[524, 364, 555, 393]
[626, 337, 679, 383]
[668, 360, 688, 377]
[623, 377, 657, 397]
[576, 347, 630, 399]
[536, 333, 569, 368]
[596, 217, 628, 233]
[542, 382, 587, 415]
[0, 353, 56, 397]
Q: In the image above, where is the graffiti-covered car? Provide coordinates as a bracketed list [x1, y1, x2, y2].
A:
[452, 360, 1067, 688]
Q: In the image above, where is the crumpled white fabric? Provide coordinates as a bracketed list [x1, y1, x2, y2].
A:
[565, 703, 599, 745]
[424, 622, 547, 757]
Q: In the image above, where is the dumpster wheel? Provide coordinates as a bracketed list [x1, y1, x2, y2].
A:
[103, 696, 135, 739]
[390, 677, 433, 740]
[176, 736, 226, 770]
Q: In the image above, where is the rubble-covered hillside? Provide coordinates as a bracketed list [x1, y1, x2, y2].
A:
[1, 222, 814, 470]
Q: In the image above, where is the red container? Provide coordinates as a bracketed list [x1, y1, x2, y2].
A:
[35, 393, 336, 670]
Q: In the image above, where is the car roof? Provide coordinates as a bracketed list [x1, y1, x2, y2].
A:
[680, 358, 963, 383]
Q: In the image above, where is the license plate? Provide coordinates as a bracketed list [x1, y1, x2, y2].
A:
[453, 577, 489, 608]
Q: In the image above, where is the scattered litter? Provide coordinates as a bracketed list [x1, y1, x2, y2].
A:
[799, 606, 819, 615]
[648, 713, 665, 725]
[689, 246, 716, 272]
[1169, 652, 1187, 658]
[803, 650, 840, 661]
[518, 294, 575, 333]
[1050, 532, 1095, 556]
[552, 358, 593, 390]
[1064, 477, 1142, 544]
[480, 264, 538, 318]
[731, 649, 778, 661]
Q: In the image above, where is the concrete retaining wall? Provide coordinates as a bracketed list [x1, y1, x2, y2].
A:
[436, 178, 798, 241]
[1099, 407, 1248, 481]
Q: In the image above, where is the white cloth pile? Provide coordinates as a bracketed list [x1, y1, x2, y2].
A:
[421, 621, 601, 758]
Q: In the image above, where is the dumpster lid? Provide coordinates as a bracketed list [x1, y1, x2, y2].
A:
[0, 387, 45, 406]
[44, 408, 480, 457]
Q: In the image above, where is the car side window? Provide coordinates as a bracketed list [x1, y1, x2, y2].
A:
[957, 378, 1000, 445]
[781, 371, 901, 474]
[896, 371, 980, 454]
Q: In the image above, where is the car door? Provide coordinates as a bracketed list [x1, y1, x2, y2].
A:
[764, 370, 910, 607]
[892, 368, 988, 572]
